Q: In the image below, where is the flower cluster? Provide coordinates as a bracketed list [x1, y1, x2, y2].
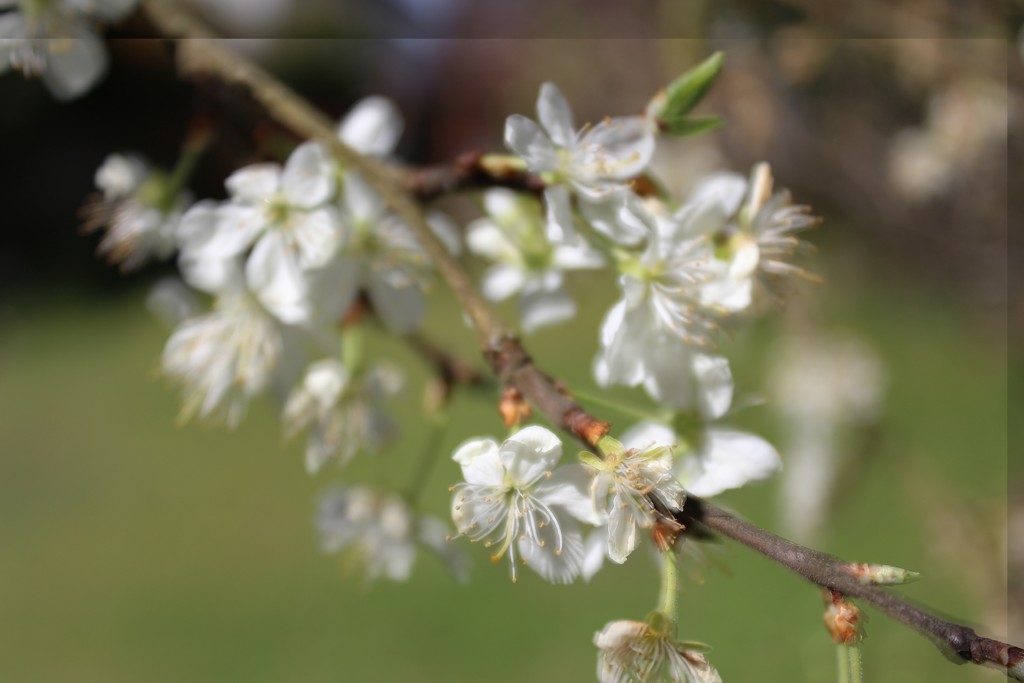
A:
[74, 51, 824, 682]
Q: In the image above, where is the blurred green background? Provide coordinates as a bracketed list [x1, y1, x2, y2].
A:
[0, 3, 1014, 681]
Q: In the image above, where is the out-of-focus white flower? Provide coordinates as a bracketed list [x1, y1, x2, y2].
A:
[81, 153, 186, 272]
[0, 0, 135, 100]
[325, 170, 458, 333]
[594, 620, 722, 683]
[283, 358, 402, 474]
[337, 95, 405, 157]
[449, 425, 598, 584]
[594, 187, 742, 406]
[586, 438, 686, 564]
[505, 82, 655, 243]
[318, 485, 467, 582]
[161, 261, 283, 428]
[467, 189, 603, 332]
[177, 141, 342, 326]
[621, 419, 781, 500]
[770, 332, 885, 542]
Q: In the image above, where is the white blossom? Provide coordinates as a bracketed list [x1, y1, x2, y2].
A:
[282, 358, 402, 474]
[467, 189, 602, 332]
[81, 153, 186, 271]
[594, 620, 722, 683]
[177, 141, 342, 326]
[586, 439, 686, 564]
[161, 261, 283, 428]
[337, 95, 404, 156]
[318, 485, 467, 582]
[505, 82, 656, 243]
[449, 425, 598, 584]
[0, 0, 135, 100]
[621, 419, 781, 500]
[325, 170, 459, 333]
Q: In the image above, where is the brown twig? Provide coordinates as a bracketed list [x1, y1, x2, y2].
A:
[138, 3, 1023, 677]
[400, 151, 547, 203]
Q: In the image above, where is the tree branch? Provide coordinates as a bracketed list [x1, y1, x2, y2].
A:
[138, 4, 1021, 677]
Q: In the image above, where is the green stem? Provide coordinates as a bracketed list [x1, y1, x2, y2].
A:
[837, 645, 851, 683]
[167, 130, 211, 195]
[403, 410, 450, 508]
[849, 644, 862, 683]
[656, 549, 679, 627]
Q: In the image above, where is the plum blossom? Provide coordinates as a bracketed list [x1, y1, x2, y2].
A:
[449, 425, 599, 584]
[0, 0, 136, 100]
[586, 438, 686, 564]
[161, 261, 283, 428]
[326, 170, 459, 333]
[621, 419, 781, 500]
[81, 153, 186, 271]
[467, 189, 603, 332]
[282, 358, 402, 474]
[318, 485, 467, 582]
[594, 620, 722, 683]
[505, 82, 656, 243]
[176, 141, 342, 326]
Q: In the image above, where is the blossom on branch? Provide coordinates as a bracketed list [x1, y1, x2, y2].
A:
[283, 358, 402, 474]
[81, 153, 186, 271]
[449, 425, 599, 584]
[586, 438, 686, 564]
[467, 188, 603, 332]
[318, 485, 467, 583]
[594, 620, 722, 683]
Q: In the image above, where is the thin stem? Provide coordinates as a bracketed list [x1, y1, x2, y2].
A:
[849, 644, 863, 683]
[403, 411, 449, 508]
[656, 549, 678, 626]
[837, 645, 851, 683]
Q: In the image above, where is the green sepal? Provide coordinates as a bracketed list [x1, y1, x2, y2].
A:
[660, 115, 724, 138]
[655, 52, 724, 122]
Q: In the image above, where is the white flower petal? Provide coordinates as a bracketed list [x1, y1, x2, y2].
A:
[606, 504, 637, 564]
[543, 185, 576, 243]
[620, 421, 678, 452]
[304, 253, 361, 324]
[581, 531, 607, 581]
[693, 354, 734, 420]
[576, 115, 654, 180]
[41, 30, 108, 101]
[177, 252, 244, 295]
[579, 191, 650, 246]
[641, 341, 699, 410]
[533, 464, 600, 525]
[481, 264, 526, 301]
[518, 523, 583, 584]
[146, 277, 199, 328]
[504, 114, 558, 172]
[536, 81, 576, 148]
[684, 428, 782, 497]
[552, 244, 604, 270]
[281, 141, 335, 208]
[287, 207, 343, 269]
[337, 96, 404, 156]
[467, 220, 519, 262]
[246, 232, 312, 325]
[500, 425, 563, 487]
[519, 276, 575, 332]
[342, 171, 386, 224]
[452, 437, 504, 486]
[225, 163, 281, 203]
